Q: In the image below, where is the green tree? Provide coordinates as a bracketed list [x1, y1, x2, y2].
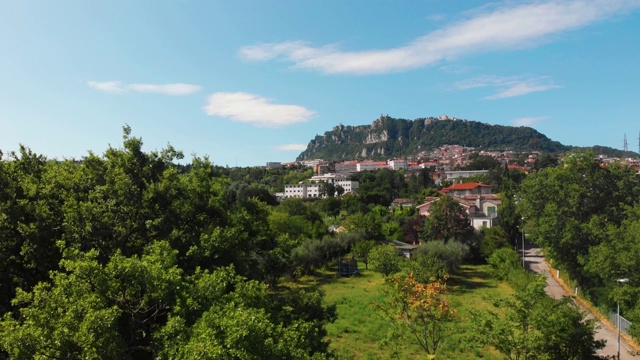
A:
[472, 276, 605, 360]
[0, 147, 69, 315]
[352, 239, 376, 270]
[0, 242, 337, 360]
[465, 154, 501, 171]
[585, 204, 640, 337]
[487, 248, 522, 281]
[517, 152, 640, 285]
[369, 245, 403, 277]
[319, 181, 336, 198]
[319, 197, 341, 218]
[420, 195, 473, 244]
[411, 240, 469, 282]
[479, 226, 509, 260]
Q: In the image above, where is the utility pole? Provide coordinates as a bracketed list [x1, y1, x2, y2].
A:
[617, 278, 629, 360]
[522, 217, 525, 268]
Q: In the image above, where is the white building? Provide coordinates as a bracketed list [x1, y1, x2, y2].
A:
[283, 175, 358, 199]
[388, 159, 407, 170]
[336, 180, 359, 194]
[357, 161, 386, 172]
[310, 173, 347, 183]
[284, 183, 322, 198]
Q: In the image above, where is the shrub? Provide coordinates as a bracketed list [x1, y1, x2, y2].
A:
[411, 240, 469, 282]
[487, 247, 521, 281]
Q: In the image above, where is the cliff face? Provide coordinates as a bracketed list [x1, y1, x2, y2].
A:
[296, 115, 568, 162]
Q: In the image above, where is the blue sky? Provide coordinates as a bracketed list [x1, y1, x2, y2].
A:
[2, 0, 640, 167]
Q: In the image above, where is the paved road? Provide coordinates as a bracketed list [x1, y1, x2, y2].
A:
[525, 246, 638, 359]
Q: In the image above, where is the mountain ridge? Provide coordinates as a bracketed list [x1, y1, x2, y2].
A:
[296, 115, 636, 161]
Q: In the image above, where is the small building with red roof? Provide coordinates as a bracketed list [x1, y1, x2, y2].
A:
[441, 182, 493, 197]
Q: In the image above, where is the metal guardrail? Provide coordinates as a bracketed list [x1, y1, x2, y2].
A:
[610, 312, 632, 335]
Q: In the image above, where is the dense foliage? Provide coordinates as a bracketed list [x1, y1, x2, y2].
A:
[517, 151, 640, 337]
[478, 249, 606, 359]
[0, 129, 336, 359]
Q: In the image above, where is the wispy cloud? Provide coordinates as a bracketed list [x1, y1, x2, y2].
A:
[128, 83, 202, 95]
[203, 92, 316, 127]
[439, 64, 475, 74]
[512, 116, 550, 126]
[239, 0, 640, 75]
[454, 75, 560, 99]
[87, 81, 127, 93]
[88, 81, 201, 95]
[275, 143, 307, 151]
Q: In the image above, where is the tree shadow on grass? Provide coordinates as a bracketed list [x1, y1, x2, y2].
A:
[292, 267, 376, 292]
[447, 266, 495, 294]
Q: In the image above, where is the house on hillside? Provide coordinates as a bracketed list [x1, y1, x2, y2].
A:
[388, 240, 420, 259]
[441, 182, 492, 197]
[390, 198, 416, 208]
[416, 197, 441, 217]
[416, 192, 501, 230]
[468, 196, 500, 229]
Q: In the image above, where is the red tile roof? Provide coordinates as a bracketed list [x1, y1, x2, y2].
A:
[442, 182, 491, 191]
[508, 165, 530, 171]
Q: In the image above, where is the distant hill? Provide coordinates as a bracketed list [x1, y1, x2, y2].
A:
[296, 115, 636, 161]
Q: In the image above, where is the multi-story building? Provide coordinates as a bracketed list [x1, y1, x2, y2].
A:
[357, 161, 387, 172]
[284, 183, 321, 198]
[283, 174, 359, 199]
[388, 159, 407, 170]
[334, 161, 358, 175]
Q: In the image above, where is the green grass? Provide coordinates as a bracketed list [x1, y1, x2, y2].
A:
[293, 264, 513, 359]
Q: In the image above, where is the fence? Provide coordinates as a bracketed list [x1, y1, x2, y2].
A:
[610, 312, 633, 335]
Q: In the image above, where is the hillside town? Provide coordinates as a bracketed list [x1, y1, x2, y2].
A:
[273, 144, 640, 201]
[274, 144, 640, 178]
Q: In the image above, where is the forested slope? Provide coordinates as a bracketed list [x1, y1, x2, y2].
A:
[297, 115, 636, 161]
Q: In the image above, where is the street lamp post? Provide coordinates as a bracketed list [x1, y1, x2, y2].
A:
[521, 217, 525, 268]
[617, 278, 629, 360]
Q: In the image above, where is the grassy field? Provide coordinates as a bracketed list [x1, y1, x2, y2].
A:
[293, 264, 513, 359]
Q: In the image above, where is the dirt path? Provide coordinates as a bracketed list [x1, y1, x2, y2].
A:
[525, 246, 638, 359]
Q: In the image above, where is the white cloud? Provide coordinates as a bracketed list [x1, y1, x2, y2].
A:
[239, 0, 640, 75]
[87, 81, 127, 93]
[512, 116, 549, 126]
[275, 143, 308, 151]
[128, 83, 202, 95]
[88, 81, 201, 95]
[203, 92, 316, 127]
[486, 83, 560, 99]
[454, 75, 560, 99]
